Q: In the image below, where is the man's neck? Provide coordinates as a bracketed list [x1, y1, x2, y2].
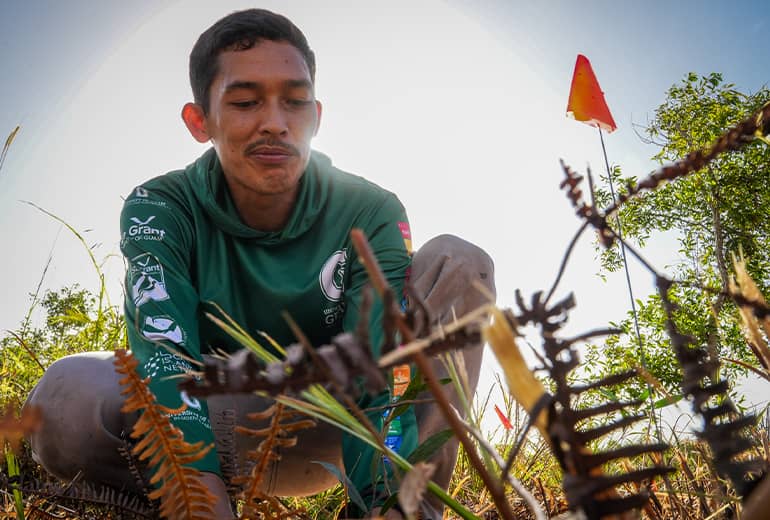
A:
[226, 180, 299, 232]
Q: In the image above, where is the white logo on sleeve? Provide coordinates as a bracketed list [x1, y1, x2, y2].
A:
[135, 186, 149, 198]
[141, 315, 185, 345]
[180, 391, 202, 410]
[129, 253, 170, 306]
[124, 215, 165, 243]
[319, 249, 347, 302]
[143, 350, 193, 377]
[130, 216, 156, 226]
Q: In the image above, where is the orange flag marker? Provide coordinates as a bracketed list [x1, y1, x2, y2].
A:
[494, 404, 513, 430]
[566, 54, 617, 133]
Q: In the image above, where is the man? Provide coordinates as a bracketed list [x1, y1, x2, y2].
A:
[26, 9, 495, 519]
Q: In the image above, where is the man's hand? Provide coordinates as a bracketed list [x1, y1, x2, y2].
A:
[199, 472, 235, 519]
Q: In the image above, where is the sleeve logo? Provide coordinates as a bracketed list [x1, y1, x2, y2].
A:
[131, 216, 155, 226]
[319, 249, 347, 302]
[180, 391, 202, 410]
[129, 253, 170, 306]
[126, 186, 169, 208]
[143, 350, 193, 377]
[123, 215, 166, 245]
[141, 315, 185, 345]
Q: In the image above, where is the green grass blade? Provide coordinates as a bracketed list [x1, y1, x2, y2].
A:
[21, 201, 115, 351]
[279, 387, 480, 520]
[312, 460, 368, 513]
[204, 311, 277, 364]
[6, 449, 25, 520]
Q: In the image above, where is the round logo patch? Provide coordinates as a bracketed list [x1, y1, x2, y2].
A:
[319, 249, 347, 302]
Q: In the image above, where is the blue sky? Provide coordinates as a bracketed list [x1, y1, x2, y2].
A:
[1, 1, 165, 150]
[1, 1, 768, 413]
[458, 1, 769, 99]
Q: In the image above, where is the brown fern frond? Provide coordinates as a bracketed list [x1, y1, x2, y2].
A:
[113, 348, 217, 519]
[118, 435, 153, 500]
[232, 402, 315, 519]
[0, 402, 41, 453]
[181, 330, 389, 400]
[505, 291, 673, 519]
[657, 277, 766, 500]
[559, 160, 615, 248]
[730, 255, 770, 371]
[604, 102, 770, 214]
[0, 471, 157, 519]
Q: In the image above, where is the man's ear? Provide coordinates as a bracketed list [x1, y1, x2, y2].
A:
[181, 103, 210, 143]
[314, 100, 323, 136]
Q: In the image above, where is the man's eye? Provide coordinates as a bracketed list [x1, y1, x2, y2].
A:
[231, 100, 257, 108]
[286, 99, 312, 107]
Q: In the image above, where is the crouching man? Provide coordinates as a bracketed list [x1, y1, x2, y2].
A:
[26, 9, 495, 519]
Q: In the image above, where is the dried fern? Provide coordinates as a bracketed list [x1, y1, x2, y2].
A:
[233, 402, 315, 519]
[0, 472, 157, 519]
[113, 348, 217, 519]
[658, 275, 765, 500]
[0, 403, 42, 453]
[118, 437, 153, 500]
[730, 254, 770, 371]
[487, 293, 672, 519]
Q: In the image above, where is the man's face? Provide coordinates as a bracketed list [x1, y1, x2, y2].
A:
[201, 40, 321, 198]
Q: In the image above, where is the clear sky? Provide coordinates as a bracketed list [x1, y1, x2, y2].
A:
[1, 1, 769, 420]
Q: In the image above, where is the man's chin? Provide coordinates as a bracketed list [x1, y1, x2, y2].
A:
[249, 172, 303, 196]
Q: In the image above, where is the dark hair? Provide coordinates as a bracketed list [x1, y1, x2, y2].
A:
[189, 9, 316, 113]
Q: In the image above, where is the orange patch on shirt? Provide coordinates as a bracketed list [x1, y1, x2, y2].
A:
[393, 364, 411, 397]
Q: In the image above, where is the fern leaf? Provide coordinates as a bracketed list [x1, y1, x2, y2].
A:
[113, 349, 217, 520]
[231, 402, 315, 519]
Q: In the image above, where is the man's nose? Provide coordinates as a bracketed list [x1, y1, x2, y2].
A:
[259, 101, 289, 136]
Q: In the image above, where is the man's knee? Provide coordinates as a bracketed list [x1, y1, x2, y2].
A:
[409, 235, 494, 500]
[411, 234, 495, 323]
[25, 351, 134, 487]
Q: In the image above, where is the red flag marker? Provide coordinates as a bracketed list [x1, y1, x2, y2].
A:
[566, 54, 617, 133]
[565, 55, 661, 438]
[494, 404, 513, 430]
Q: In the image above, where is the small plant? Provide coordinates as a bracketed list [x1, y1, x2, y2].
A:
[232, 402, 316, 518]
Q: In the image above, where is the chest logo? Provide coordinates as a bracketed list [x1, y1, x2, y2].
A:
[319, 249, 347, 302]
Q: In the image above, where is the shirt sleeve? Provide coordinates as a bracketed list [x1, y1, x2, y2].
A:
[341, 193, 418, 510]
[342, 193, 412, 357]
[120, 185, 221, 475]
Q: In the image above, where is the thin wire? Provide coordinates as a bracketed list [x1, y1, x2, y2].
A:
[598, 126, 662, 443]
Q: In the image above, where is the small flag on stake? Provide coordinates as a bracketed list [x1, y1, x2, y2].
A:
[494, 404, 513, 430]
[566, 54, 617, 133]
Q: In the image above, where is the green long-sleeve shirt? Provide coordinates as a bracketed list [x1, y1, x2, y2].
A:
[120, 148, 416, 504]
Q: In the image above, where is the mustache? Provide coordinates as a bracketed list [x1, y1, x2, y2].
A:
[244, 138, 299, 156]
